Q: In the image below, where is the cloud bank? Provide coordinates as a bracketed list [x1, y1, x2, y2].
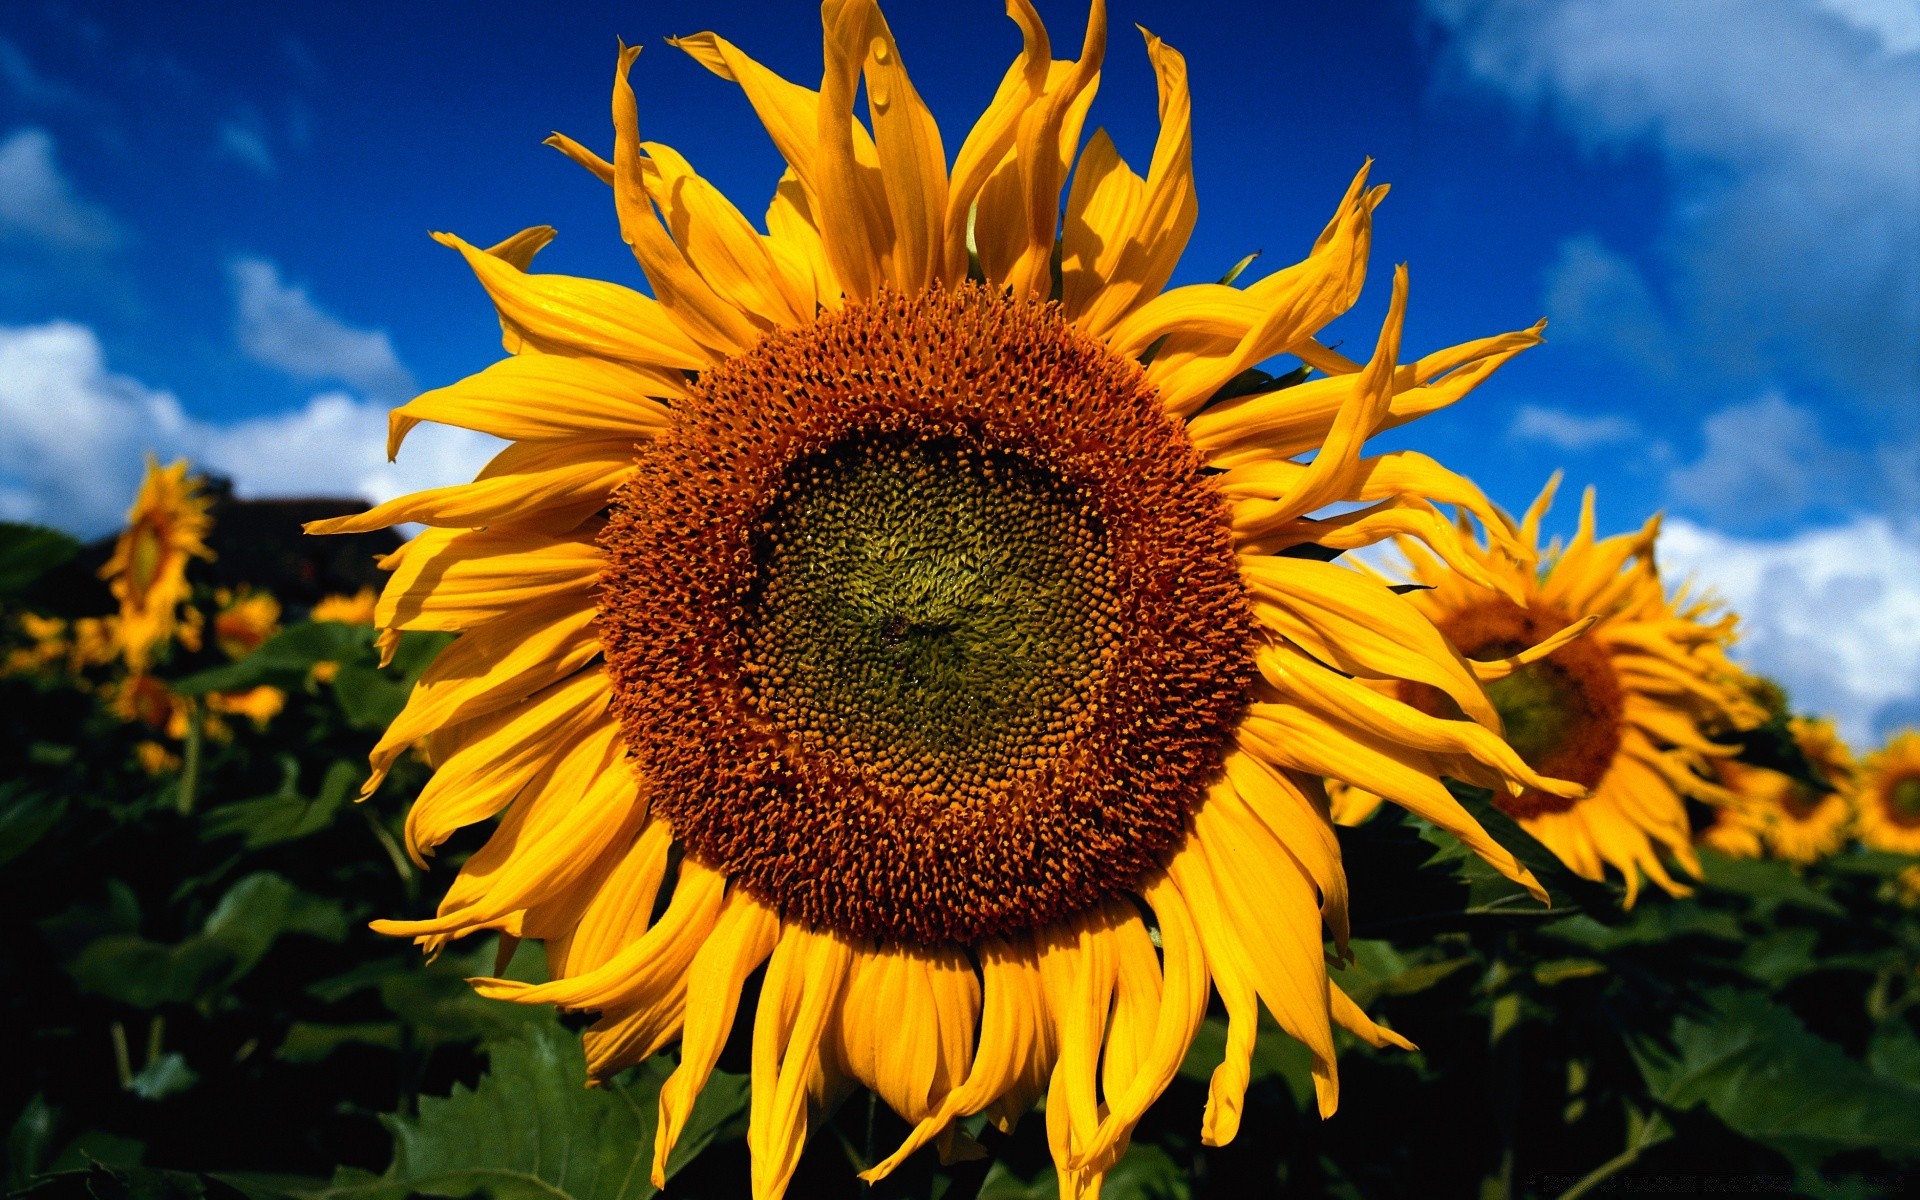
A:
[0, 320, 496, 539]
[1662, 515, 1920, 743]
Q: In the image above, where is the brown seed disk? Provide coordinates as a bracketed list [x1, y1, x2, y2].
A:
[1401, 598, 1625, 820]
[596, 285, 1255, 943]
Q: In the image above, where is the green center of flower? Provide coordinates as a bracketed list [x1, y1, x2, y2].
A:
[742, 433, 1116, 800]
[1890, 777, 1920, 821]
[1484, 656, 1584, 769]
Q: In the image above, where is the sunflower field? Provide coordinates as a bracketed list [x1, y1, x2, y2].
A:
[6, 4, 1920, 1199]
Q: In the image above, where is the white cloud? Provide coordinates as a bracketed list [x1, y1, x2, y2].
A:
[1425, 0, 1920, 407]
[1817, 0, 1920, 54]
[230, 258, 413, 399]
[0, 127, 120, 250]
[1540, 235, 1675, 377]
[1509, 404, 1639, 451]
[1666, 394, 1860, 524]
[1662, 515, 1920, 743]
[216, 119, 274, 174]
[0, 320, 498, 539]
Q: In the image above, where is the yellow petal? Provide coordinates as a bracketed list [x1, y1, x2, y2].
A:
[309, 439, 635, 536]
[1240, 703, 1546, 902]
[651, 889, 782, 1187]
[749, 923, 854, 1200]
[611, 45, 765, 355]
[861, 4, 948, 292]
[1065, 28, 1195, 335]
[388, 343, 677, 460]
[1000, 1, 1106, 297]
[431, 232, 708, 370]
[368, 529, 602, 635]
[385, 669, 611, 851]
[370, 596, 600, 792]
[1240, 554, 1498, 728]
[941, 0, 1052, 283]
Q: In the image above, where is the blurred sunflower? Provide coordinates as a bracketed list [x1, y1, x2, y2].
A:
[1335, 476, 1764, 903]
[214, 588, 282, 660]
[1700, 717, 1854, 864]
[1855, 730, 1920, 855]
[315, 4, 1577, 1194]
[311, 587, 378, 625]
[101, 457, 212, 671]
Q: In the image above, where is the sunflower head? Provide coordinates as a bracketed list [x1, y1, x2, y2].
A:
[214, 588, 281, 660]
[1704, 716, 1854, 864]
[1362, 475, 1764, 902]
[1856, 729, 1920, 854]
[312, 4, 1588, 1193]
[102, 457, 214, 671]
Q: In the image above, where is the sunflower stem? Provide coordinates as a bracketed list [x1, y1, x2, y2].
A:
[1481, 951, 1522, 1200]
[109, 1021, 134, 1089]
[175, 697, 204, 815]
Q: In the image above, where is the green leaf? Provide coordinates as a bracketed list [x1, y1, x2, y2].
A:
[1335, 939, 1476, 1008]
[1635, 986, 1920, 1165]
[277, 1022, 403, 1065]
[0, 780, 68, 866]
[1738, 927, 1821, 986]
[332, 631, 452, 729]
[127, 1053, 199, 1102]
[171, 622, 372, 697]
[202, 759, 359, 849]
[7, 1094, 58, 1187]
[344, 1022, 748, 1200]
[1697, 850, 1847, 917]
[1545, 902, 1743, 952]
[0, 521, 80, 598]
[67, 873, 347, 1008]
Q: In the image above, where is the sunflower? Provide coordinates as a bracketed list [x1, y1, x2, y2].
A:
[311, 586, 378, 625]
[313, 5, 1580, 1194]
[214, 588, 281, 660]
[1700, 717, 1854, 864]
[1855, 730, 1920, 855]
[1335, 475, 1764, 903]
[101, 457, 213, 671]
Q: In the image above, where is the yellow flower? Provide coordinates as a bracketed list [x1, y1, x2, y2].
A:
[1855, 729, 1920, 855]
[314, 6, 1574, 1194]
[134, 740, 180, 776]
[100, 457, 214, 671]
[214, 588, 281, 660]
[1894, 863, 1920, 908]
[1701, 717, 1854, 864]
[208, 684, 285, 728]
[1337, 475, 1764, 904]
[3, 613, 71, 677]
[112, 672, 190, 739]
[311, 586, 377, 625]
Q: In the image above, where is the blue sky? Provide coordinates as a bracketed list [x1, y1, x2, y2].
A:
[2, 0, 1916, 738]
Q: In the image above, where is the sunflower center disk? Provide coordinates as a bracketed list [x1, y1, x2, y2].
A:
[743, 434, 1115, 802]
[596, 286, 1255, 943]
[1404, 599, 1624, 819]
[1888, 777, 1920, 825]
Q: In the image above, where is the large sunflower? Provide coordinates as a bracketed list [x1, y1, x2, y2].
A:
[1855, 730, 1920, 855]
[101, 456, 213, 671]
[1334, 476, 1764, 903]
[315, 5, 1578, 1194]
[1700, 717, 1855, 864]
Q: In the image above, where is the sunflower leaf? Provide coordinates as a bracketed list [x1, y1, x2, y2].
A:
[1634, 986, 1920, 1166]
[0, 521, 80, 600]
[342, 1021, 747, 1200]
